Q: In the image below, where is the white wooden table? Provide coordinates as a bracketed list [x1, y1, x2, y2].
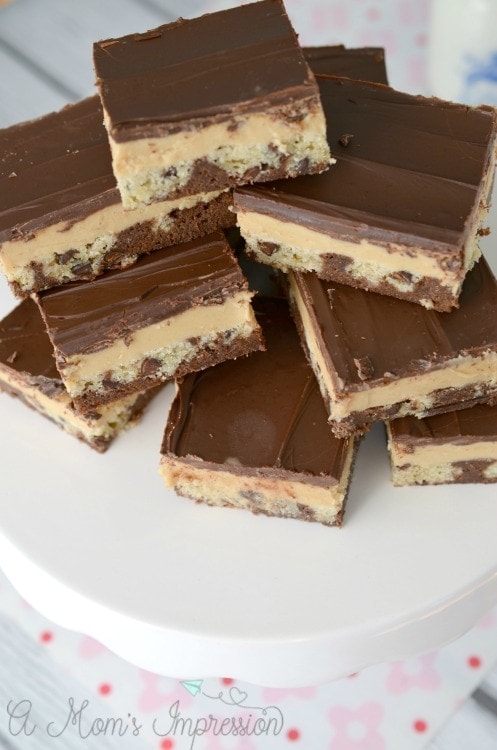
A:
[0, 1, 496, 748]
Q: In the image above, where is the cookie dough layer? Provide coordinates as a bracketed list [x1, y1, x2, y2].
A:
[288, 257, 497, 437]
[387, 404, 497, 485]
[160, 298, 357, 526]
[94, 0, 331, 209]
[235, 76, 497, 312]
[36, 233, 264, 412]
[0, 96, 234, 296]
[0, 299, 157, 451]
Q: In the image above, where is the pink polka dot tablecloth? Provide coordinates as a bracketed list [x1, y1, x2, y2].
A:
[0, 1, 495, 749]
[1, 567, 496, 749]
[197, 0, 431, 94]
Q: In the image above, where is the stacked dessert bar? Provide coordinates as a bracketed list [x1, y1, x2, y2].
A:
[0, 0, 328, 453]
[0, 0, 496, 515]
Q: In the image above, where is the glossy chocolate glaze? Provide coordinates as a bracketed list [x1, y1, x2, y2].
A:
[94, 0, 319, 139]
[292, 256, 497, 393]
[235, 76, 497, 250]
[36, 232, 248, 357]
[303, 45, 388, 83]
[0, 297, 60, 383]
[390, 403, 497, 445]
[0, 96, 118, 242]
[164, 298, 348, 482]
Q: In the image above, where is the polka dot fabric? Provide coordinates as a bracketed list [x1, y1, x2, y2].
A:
[0, 8, 492, 749]
[1, 568, 497, 749]
[197, 0, 430, 94]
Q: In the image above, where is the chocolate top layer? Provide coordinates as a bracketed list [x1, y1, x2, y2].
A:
[235, 76, 497, 251]
[0, 96, 118, 242]
[36, 232, 248, 357]
[0, 297, 60, 382]
[292, 255, 497, 393]
[163, 297, 349, 482]
[94, 0, 319, 140]
[389, 403, 497, 445]
[303, 45, 388, 83]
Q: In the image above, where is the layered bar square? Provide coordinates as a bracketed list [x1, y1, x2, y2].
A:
[0, 96, 233, 297]
[387, 404, 497, 485]
[35, 232, 264, 412]
[160, 298, 357, 526]
[93, 0, 331, 209]
[235, 76, 497, 311]
[0, 298, 158, 451]
[288, 256, 497, 437]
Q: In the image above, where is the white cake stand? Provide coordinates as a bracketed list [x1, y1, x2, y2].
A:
[0, 201, 496, 688]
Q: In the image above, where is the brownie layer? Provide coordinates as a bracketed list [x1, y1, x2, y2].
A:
[387, 404, 497, 485]
[161, 298, 357, 526]
[0, 96, 235, 296]
[35, 232, 264, 410]
[0, 299, 158, 451]
[288, 257, 497, 437]
[235, 75, 497, 311]
[94, 0, 330, 207]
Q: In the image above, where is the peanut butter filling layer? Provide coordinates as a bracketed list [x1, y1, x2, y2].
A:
[160, 434, 355, 526]
[288, 271, 497, 423]
[60, 291, 257, 396]
[0, 365, 148, 444]
[386, 409, 497, 484]
[107, 108, 331, 208]
[1, 189, 226, 291]
[240, 211, 455, 282]
[238, 154, 493, 307]
[388, 437, 497, 468]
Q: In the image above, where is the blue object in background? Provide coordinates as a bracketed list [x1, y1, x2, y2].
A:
[462, 51, 497, 104]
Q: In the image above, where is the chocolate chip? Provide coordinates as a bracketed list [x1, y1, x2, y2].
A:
[102, 377, 118, 389]
[85, 410, 102, 420]
[390, 270, 414, 284]
[71, 260, 92, 276]
[296, 156, 311, 174]
[240, 490, 263, 502]
[354, 356, 374, 381]
[55, 248, 78, 265]
[338, 133, 354, 147]
[258, 241, 279, 257]
[140, 357, 160, 376]
[297, 503, 315, 520]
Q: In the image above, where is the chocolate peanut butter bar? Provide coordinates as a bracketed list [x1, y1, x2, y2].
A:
[0, 298, 158, 451]
[288, 256, 497, 438]
[303, 45, 388, 83]
[160, 298, 357, 526]
[0, 96, 233, 297]
[387, 403, 497, 485]
[35, 232, 264, 413]
[93, 0, 331, 210]
[235, 76, 497, 311]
